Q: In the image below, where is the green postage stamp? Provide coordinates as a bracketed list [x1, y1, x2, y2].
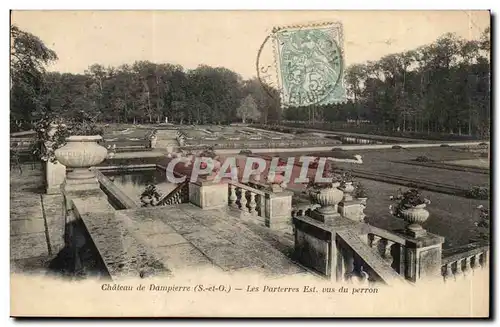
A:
[273, 22, 347, 107]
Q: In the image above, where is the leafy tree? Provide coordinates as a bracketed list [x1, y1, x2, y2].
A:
[236, 94, 260, 123]
[10, 25, 57, 130]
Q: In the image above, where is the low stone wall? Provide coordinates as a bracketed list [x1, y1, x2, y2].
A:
[95, 169, 138, 210]
[65, 185, 170, 280]
[214, 141, 488, 155]
[182, 138, 340, 150]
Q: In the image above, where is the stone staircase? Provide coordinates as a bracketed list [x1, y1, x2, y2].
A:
[154, 130, 180, 151]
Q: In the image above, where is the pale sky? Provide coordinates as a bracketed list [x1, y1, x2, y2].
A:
[11, 10, 490, 79]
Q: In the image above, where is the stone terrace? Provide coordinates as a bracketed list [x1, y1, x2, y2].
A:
[10, 165, 65, 274]
[112, 205, 305, 276]
[10, 164, 305, 278]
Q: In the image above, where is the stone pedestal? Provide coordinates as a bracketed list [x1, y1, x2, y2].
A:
[310, 207, 341, 223]
[293, 216, 334, 277]
[401, 232, 444, 282]
[406, 224, 427, 238]
[45, 161, 66, 194]
[189, 179, 228, 209]
[62, 169, 100, 193]
[338, 199, 365, 222]
[264, 191, 293, 230]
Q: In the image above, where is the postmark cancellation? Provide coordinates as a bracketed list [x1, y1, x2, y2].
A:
[272, 22, 347, 108]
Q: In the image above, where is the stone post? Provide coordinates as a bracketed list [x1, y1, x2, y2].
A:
[401, 232, 445, 282]
[188, 178, 229, 209]
[45, 160, 66, 194]
[264, 190, 293, 231]
[293, 215, 335, 278]
[338, 199, 366, 222]
[63, 168, 101, 194]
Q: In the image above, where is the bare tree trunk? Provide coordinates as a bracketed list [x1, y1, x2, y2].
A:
[147, 92, 152, 123]
[468, 108, 472, 136]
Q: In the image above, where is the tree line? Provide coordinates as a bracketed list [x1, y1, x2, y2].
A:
[11, 25, 490, 138]
[42, 62, 280, 125]
[10, 25, 280, 130]
[285, 29, 491, 138]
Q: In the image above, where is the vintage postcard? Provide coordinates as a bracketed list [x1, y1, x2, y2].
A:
[10, 10, 491, 317]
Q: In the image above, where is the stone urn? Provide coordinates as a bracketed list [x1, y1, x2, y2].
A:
[309, 183, 344, 215]
[400, 203, 430, 237]
[54, 135, 108, 181]
[340, 181, 355, 201]
[197, 158, 221, 181]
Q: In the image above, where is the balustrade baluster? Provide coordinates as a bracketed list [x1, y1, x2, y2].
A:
[454, 259, 463, 278]
[240, 189, 248, 212]
[481, 251, 488, 267]
[462, 256, 472, 276]
[229, 184, 237, 208]
[443, 263, 453, 281]
[249, 192, 257, 215]
[383, 240, 394, 265]
[368, 234, 381, 252]
[359, 266, 370, 285]
[343, 251, 355, 282]
[473, 253, 481, 270]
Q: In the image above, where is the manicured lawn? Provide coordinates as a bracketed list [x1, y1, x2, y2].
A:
[359, 178, 489, 250]
[445, 159, 490, 169]
[267, 147, 489, 190]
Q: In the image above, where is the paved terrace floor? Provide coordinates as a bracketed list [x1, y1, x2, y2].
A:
[10, 165, 65, 275]
[113, 204, 305, 277]
[10, 164, 303, 278]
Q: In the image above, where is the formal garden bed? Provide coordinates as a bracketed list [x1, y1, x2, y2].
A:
[392, 159, 489, 175]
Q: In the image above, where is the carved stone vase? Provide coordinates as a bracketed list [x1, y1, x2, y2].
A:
[54, 135, 108, 183]
[340, 181, 355, 201]
[400, 203, 430, 237]
[309, 183, 344, 215]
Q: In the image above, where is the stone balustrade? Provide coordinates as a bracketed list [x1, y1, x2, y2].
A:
[336, 230, 409, 286]
[359, 225, 408, 274]
[359, 223, 445, 282]
[441, 243, 489, 281]
[228, 181, 293, 231]
[292, 203, 321, 218]
[293, 214, 408, 286]
[228, 181, 266, 217]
